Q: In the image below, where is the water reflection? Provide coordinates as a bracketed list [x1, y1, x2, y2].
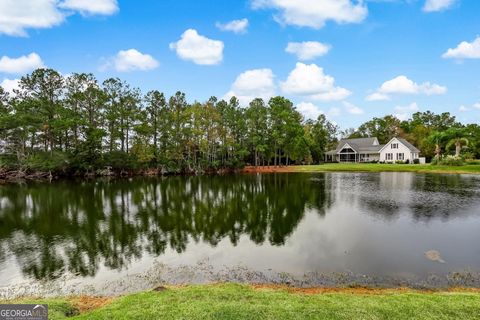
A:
[0, 174, 332, 280]
[0, 172, 479, 285]
[349, 173, 480, 221]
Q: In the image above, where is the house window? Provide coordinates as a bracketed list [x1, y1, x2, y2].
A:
[396, 153, 404, 161]
[391, 143, 399, 149]
[386, 153, 393, 161]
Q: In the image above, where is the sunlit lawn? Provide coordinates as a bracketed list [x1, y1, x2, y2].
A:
[291, 163, 480, 174]
[3, 284, 480, 320]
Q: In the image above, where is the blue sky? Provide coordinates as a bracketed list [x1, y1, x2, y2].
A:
[1, 0, 479, 128]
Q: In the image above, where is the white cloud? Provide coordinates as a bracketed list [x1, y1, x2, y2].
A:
[216, 18, 249, 34]
[312, 87, 352, 102]
[0, 0, 118, 36]
[367, 75, 447, 100]
[344, 101, 364, 115]
[366, 92, 390, 101]
[103, 49, 159, 72]
[459, 102, 480, 112]
[394, 102, 419, 121]
[380, 76, 420, 94]
[251, 0, 368, 29]
[421, 83, 447, 95]
[0, 53, 45, 74]
[280, 63, 351, 101]
[285, 41, 331, 61]
[0, 78, 20, 94]
[296, 102, 324, 120]
[224, 68, 276, 106]
[0, 0, 65, 36]
[59, 0, 118, 15]
[442, 36, 480, 59]
[423, 0, 456, 12]
[170, 29, 224, 65]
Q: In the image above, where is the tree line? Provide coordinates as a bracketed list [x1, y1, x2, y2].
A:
[0, 68, 337, 174]
[0, 68, 479, 174]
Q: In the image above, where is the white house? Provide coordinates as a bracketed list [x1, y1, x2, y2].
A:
[378, 137, 421, 163]
[325, 137, 421, 163]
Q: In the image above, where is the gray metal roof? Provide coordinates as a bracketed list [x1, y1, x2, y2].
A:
[397, 138, 421, 153]
[335, 137, 383, 153]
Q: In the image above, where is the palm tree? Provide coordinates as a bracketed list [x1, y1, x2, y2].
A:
[444, 128, 469, 157]
[427, 131, 445, 160]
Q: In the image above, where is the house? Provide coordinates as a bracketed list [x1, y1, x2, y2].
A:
[325, 137, 421, 163]
[378, 137, 421, 163]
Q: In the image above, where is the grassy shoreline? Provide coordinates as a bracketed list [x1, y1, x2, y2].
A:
[243, 163, 480, 175]
[3, 284, 480, 319]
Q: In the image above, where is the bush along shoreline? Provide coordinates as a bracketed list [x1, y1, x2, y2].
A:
[0, 159, 238, 183]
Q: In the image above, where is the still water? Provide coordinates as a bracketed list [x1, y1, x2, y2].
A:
[1, 172, 480, 295]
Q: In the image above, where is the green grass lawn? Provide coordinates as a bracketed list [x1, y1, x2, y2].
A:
[3, 284, 480, 320]
[291, 163, 480, 174]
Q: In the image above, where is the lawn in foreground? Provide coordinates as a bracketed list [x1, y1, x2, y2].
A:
[291, 163, 480, 174]
[3, 284, 480, 320]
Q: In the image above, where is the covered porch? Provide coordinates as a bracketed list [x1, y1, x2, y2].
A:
[338, 145, 359, 163]
[325, 142, 380, 163]
[338, 148, 359, 162]
[324, 149, 378, 163]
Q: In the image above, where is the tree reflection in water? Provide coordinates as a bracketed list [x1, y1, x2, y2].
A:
[0, 174, 332, 280]
[2, 172, 478, 283]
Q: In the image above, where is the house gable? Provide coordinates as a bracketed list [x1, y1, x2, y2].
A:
[379, 138, 398, 153]
[379, 137, 420, 162]
[337, 142, 357, 154]
[378, 137, 419, 154]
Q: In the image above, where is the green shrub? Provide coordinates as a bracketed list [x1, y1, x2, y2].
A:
[413, 158, 420, 164]
[25, 152, 70, 172]
[0, 154, 19, 169]
[432, 155, 465, 166]
[462, 152, 476, 161]
[102, 151, 138, 171]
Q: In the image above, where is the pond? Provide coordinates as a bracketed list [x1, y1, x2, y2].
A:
[1, 172, 480, 297]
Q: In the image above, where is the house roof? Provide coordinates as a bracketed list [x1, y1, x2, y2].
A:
[335, 137, 383, 153]
[327, 136, 420, 156]
[397, 138, 421, 153]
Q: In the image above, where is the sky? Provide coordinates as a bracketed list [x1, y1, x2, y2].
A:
[1, 0, 480, 128]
